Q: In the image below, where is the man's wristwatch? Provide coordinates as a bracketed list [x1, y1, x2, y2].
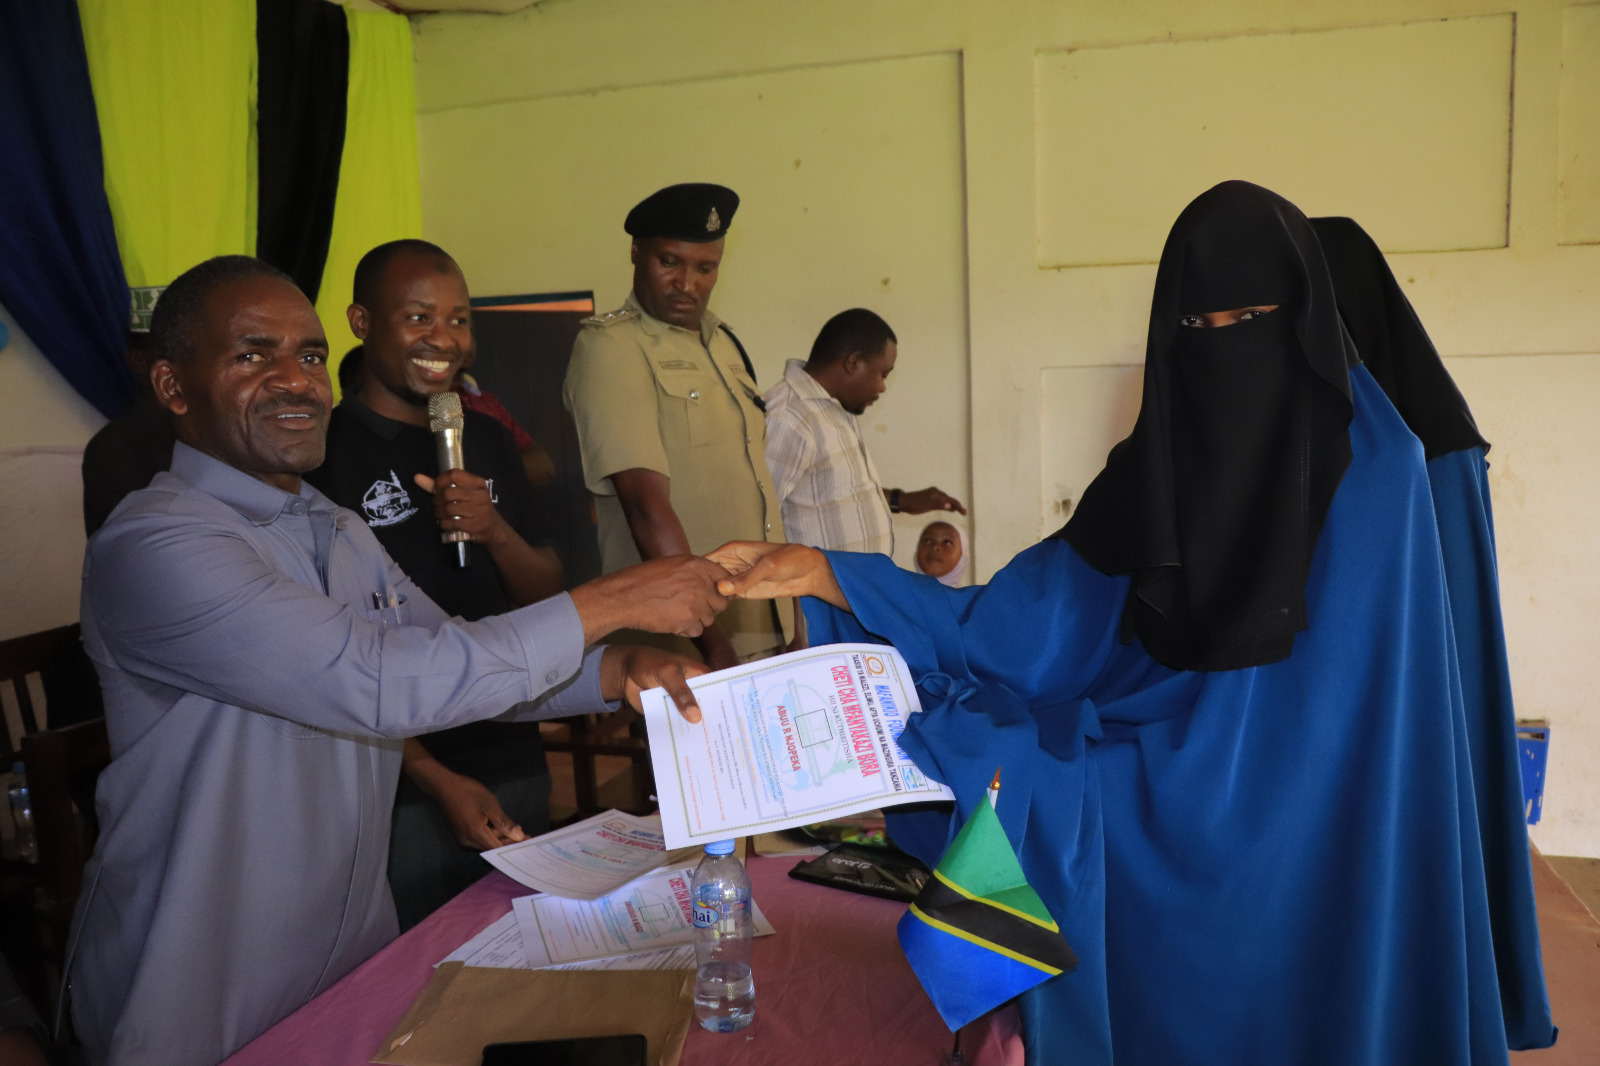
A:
[888, 488, 903, 514]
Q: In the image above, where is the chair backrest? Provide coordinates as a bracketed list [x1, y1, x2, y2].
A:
[542, 710, 656, 818]
[22, 717, 110, 905]
[0, 624, 104, 770]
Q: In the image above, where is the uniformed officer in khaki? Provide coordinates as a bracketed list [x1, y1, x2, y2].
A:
[564, 183, 792, 669]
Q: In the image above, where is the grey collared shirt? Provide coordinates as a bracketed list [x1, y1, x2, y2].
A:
[69, 442, 609, 1066]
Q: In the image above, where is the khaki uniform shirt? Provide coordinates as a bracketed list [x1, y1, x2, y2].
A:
[564, 291, 793, 657]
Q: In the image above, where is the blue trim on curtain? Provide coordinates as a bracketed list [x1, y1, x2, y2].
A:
[0, 0, 133, 418]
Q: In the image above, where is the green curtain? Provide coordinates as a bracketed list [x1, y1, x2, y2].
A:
[319, 8, 423, 398]
[79, 0, 258, 292]
[78, 0, 418, 388]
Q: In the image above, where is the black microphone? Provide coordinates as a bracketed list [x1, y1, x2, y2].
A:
[427, 392, 470, 568]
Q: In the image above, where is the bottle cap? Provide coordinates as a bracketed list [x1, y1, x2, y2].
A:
[704, 839, 736, 856]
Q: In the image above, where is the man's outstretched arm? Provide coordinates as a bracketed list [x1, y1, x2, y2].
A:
[89, 508, 726, 739]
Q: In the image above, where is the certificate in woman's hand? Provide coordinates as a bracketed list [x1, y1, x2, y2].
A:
[641, 642, 953, 849]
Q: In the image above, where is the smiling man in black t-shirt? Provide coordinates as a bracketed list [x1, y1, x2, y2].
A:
[307, 239, 563, 928]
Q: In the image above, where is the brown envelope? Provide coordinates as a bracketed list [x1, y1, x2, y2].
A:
[371, 963, 695, 1066]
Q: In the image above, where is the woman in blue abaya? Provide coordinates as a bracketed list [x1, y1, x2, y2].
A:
[1312, 215, 1555, 1050]
[711, 182, 1510, 1065]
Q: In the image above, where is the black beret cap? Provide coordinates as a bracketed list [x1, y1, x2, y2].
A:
[624, 183, 739, 243]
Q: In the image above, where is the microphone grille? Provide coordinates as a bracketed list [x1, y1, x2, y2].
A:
[427, 391, 464, 433]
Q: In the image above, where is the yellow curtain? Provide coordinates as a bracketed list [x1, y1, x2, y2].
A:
[79, 0, 257, 293]
[319, 9, 423, 397]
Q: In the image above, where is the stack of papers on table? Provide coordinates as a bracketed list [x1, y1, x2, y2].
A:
[481, 809, 700, 899]
[513, 864, 773, 968]
[443, 816, 773, 972]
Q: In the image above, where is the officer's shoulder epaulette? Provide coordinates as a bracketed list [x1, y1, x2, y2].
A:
[580, 306, 638, 328]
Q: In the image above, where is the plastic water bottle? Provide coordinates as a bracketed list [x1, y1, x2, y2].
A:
[691, 839, 755, 1032]
[8, 763, 37, 864]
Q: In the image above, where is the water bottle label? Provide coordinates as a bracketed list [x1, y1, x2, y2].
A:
[692, 902, 720, 928]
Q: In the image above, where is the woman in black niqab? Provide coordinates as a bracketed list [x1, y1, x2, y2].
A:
[1059, 180, 1360, 671]
[706, 178, 1513, 1066]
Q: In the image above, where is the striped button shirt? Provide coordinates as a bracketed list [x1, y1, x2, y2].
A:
[763, 358, 894, 555]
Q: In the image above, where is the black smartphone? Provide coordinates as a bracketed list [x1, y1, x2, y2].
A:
[788, 841, 931, 901]
[480, 1034, 649, 1066]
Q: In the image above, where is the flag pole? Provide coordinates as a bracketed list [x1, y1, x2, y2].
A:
[946, 769, 1003, 1062]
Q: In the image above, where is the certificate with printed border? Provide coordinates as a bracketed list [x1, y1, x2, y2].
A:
[642, 643, 953, 848]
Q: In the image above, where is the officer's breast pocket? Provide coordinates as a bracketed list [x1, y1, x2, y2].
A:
[733, 377, 767, 435]
[655, 370, 716, 449]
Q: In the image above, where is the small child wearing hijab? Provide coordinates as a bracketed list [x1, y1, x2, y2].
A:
[913, 520, 967, 586]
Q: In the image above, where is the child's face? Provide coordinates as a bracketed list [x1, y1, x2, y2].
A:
[916, 522, 962, 578]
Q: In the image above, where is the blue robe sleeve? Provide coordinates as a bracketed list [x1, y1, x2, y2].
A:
[805, 544, 1131, 1064]
[807, 542, 1126, 691]
[1428, 446, 1555, 1049]
[803, 543, 1127, 855]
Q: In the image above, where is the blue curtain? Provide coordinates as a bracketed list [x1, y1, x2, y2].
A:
[0, 0, 133, 418]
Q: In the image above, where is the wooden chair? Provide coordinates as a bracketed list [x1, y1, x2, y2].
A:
[17, 717, 110, 1027]
[22, 718, 110, 930]
[1, 627, 68, 773]
[0, 625, 103, 745]
[542, 709, 656, 817]
[0, 625, 108, 1021]
[1, 625, 102, 871]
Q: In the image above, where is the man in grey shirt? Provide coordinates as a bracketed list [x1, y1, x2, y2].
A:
[67, 256, 726, 1066]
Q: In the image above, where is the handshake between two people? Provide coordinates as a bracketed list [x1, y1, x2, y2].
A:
[572, 543, 847, 726]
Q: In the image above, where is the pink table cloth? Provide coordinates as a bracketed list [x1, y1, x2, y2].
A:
[223, 856, 1024, 1066]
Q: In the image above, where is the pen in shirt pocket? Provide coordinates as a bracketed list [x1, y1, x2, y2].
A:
[370, 584, 408, 629]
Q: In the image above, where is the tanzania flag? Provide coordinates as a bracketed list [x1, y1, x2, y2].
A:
[897, 794, 1077, 1030]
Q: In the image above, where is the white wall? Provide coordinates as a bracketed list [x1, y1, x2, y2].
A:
[0, 304, 105, 641]
[1446, 354, 1600, 855]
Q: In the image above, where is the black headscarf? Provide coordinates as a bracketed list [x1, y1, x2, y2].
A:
[1057, 181, 1359, 672]
[1311, 216, 1487, 460]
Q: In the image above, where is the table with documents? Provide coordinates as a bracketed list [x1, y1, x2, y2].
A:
[221, 856, 1023, 1066]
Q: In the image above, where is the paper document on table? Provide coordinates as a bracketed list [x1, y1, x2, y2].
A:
[642, 643, 954, 848]
[439, 912, 525, 968]
[437, 911, 697, 971]
[482, 809, 697, 899]
[513, 864, 773, 968]
[546, 945, 697, 971]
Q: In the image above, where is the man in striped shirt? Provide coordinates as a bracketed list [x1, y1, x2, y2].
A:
[763, 308, 965, 556]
